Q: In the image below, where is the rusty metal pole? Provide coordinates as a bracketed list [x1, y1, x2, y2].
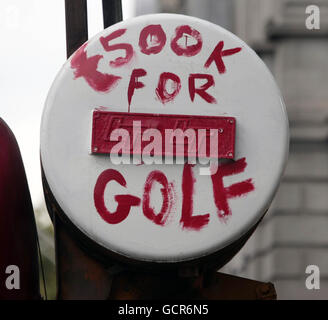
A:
[102, 0, 123, 29]
[65, 0, 88, 58]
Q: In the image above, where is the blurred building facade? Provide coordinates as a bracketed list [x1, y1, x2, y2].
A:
[137, 0, 328, 299]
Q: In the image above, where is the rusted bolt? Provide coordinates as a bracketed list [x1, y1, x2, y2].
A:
[259, 283, 270, 295]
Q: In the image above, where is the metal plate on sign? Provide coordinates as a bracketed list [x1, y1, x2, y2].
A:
[91, 110, 235, 159]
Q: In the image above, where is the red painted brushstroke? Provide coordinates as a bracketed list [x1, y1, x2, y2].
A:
[143, 170, 174, 226]
[155, 72, 181, 104]
[94, 169, 141, 224]
[100, 28, 134, 67]
[225, 178, 254, 198]
[211, 158, 255, 218]
[127, 68, 147, 111]
[139, 24, 166, 55]
[204, 41, 242, 74]
[0, 118, 40, 299]
[188, 73, 216, 104]
[71, 43, 121, 92]
[180, 164, 210, 231]
[171, 25, 203, 57]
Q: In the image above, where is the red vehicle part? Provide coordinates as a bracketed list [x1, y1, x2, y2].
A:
[0, 118, 40, 300]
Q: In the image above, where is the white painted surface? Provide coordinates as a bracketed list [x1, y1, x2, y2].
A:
[40, 14, 289, 263]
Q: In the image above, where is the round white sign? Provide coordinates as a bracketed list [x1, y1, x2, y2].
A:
[40, 14, 289, 263]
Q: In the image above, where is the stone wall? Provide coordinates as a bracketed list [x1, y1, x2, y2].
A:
[222, 0, 328, 300]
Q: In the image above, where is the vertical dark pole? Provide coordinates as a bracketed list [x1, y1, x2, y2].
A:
[65, 0, 88, 58]
[102, 0, 123, 29]
[54, 0, 124, 301]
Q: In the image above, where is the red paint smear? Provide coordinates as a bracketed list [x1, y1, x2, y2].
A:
[139, 24, 166, 55]
[142, 170, 174, 226]
[94, 169, 140, 224]
[180, 164, 210, 231]
[204, 41, 242, 74]
[171, 25, 203, 57]
[188, 73, 216, 104]
[128, 68, 147, 112]
[155, 72, 181, 104]
[71, 43, 121, 92]
[100, 28, 134, 68]
[216, 156, 247, 177]
[211, 158, 255, 218]
[226, 178, 254, 199]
